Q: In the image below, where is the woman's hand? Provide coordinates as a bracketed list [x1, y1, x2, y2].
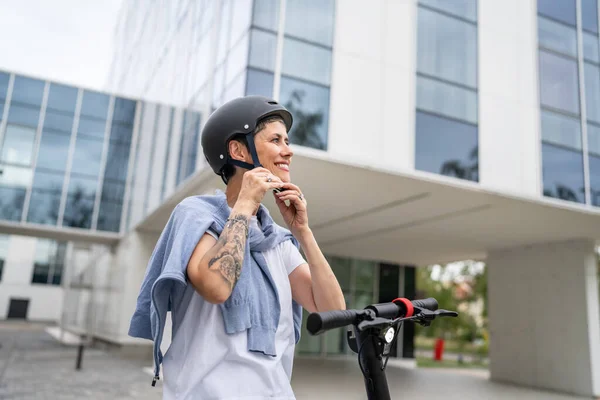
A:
[236, 167, 285, 213]
[273, 182, 308, 235]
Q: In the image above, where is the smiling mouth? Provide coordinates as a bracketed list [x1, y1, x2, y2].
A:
[275, 163, 289, 172]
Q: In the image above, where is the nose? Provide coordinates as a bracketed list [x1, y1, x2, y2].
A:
[281, 142, 293, 158]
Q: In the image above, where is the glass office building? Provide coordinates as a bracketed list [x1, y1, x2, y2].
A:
[1, 0, 600, 395]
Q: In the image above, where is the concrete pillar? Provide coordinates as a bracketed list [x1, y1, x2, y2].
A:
[487, 239, 600, 397]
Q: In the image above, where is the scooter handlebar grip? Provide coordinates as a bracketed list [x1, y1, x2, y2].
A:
[411, 297, 439, 311]
[306, 310, 358, 335]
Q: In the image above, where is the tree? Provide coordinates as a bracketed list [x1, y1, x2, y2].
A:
[284, 90, 326, 150]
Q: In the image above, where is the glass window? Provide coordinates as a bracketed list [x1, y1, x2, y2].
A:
[252, 0, 279, 32]
[80, 91, 110, 120]
[0, 72, 9, 99]
[27, 169, 63, 224]
[27, 189, 61, 226]
[225, 33, 249, 86]
[282, 38, 332, 86]
[541, 110, 582, 149]
[419, 0, 477, 22]
[63, 176, 97, 229]
[417, 75, 478, 124]
[417, 7, 478, 88]
[415, 111, 479, 181]
[109, 123, 133, 145]
[541, 143, 585, 203]
[97, 201, 123, 232]
[583, 32, 599, 63]
[31, 240, 66, 285]
[36, 130, 71, 172]
[43, 110, 74, 133]
[280, 77, 330, 150]
[78, 117, 107, 140]
[585, 63, 600, 123]
[112, 98, 136, 125]
[539, 50, 580, 115]
[0, 186, 26, 221]
[589, 154, 600, 205]
[0, 164, 33, 187]
[103, 142, 131, 181]
[285, 0, 335, 47]
[588, 123, 600, 155]
[7, 104, 40, 128]
[246, 68, 274, 97]
[582, 0, 599, 33]
[46, 84, 78, 113]
[223, 70, 247, 104]
[216, 0, 232, 65]
[71, 136, 103, 178]
[100, 180, 126, 203]
[11, 76, 45, 106]
[0, 235, 7, 281]
[1, 125, 36, 165]
[538, 16, 578, 57]
[538, 0, 576, 26]
[229, 0, 252, 48]
[249, 29, 277, 72]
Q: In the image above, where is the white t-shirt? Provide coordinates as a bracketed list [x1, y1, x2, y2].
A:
[162, 217, 306, 400]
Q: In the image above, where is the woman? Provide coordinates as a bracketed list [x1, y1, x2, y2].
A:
[129, 95, 346, 399]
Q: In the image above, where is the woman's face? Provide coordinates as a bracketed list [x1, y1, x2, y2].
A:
[254, 121, 293, 183]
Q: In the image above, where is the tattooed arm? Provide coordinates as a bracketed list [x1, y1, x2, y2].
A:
[186, 203, 254, 304]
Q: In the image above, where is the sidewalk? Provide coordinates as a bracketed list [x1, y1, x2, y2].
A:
[0, 321, 591, 400]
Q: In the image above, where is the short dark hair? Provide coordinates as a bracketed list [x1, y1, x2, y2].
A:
[221, 115, 286, 183]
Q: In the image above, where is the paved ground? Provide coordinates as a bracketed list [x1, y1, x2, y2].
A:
[0, 322, 592, 399]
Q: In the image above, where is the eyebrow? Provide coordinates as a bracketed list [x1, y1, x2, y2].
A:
[272, 133, 289, 141]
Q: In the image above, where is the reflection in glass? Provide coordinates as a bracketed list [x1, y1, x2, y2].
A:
[0, 164, 33, 187]
[43, 111, 74, 133]
[583, 32, 599, 63]
[28, 170, 64, 225]
[100, 180, 125, 203]
[415, 111, 479, 181]
[246, 68, 274, 97]
[252, 0, 279, 32]
[541, 110, 582, 149]
[542, 143, 585, 203]
[538, 16, 577, 57]
[7, 104, 40, 128]
[225, 33, 249, 86]
[31, 240, 66, 285]
[417, 75, 478, 124]
[63, 177, 97, 229]
[419, 0, 477, 21]
[80, 91, 110, 119]
[539, 51, 580, 114]
[282, 38, 332, 86]
[97, 201, 123, 232]
[103, 142, 131, 181]
[78, 117, 107, 139]
[71, 136, 103, 177]
[285, 0, 335, 46]
[109, 123, 134, 144]
[585, 63, 600, 124]
[223, 70, 247, 104]
[1, 125, 36, 165]
[36, 131, 70, 171]
[0, 186, 26, 221]
[589, 154, 600, 205]
[112, 98, 136, 124]
[11, 76, 45, 106]
[27, 190, 61, 225]
[0, 72, 9, 100]
[47, 84, 78, 113]
[537, 0, 576, 26]
[249, 29, 277, 72]
[588, 123, 600, 155]
[417, 7, 477, 88]
[582, 0, 599, 33]
[280, 77, 329, 150]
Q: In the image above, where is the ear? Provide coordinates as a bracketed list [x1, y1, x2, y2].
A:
[228, 139, 250, 162]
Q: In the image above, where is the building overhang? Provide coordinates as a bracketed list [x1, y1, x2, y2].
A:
[137, 148, 600, 266]
[0, 219, 121, 245]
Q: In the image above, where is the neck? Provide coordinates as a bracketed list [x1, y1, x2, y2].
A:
[225, 173, 258, 215]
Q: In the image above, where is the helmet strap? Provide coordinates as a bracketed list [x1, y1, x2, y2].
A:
[228, 132, 262, 170]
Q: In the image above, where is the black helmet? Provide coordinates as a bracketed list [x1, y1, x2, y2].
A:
[201, 95, 293, 182]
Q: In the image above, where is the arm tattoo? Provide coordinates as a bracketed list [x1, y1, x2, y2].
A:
[207, 214, 249, 289]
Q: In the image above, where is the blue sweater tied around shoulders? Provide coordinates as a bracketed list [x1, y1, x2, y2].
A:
[127, 191, 303, 384]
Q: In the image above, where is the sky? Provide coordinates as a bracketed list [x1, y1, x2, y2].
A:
[0, 0, 124, 91]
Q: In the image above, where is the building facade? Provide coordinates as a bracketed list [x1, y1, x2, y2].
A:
[1, 0, 600, 397]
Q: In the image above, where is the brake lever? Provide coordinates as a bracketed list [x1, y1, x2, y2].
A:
[357, 317, 395, 332]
